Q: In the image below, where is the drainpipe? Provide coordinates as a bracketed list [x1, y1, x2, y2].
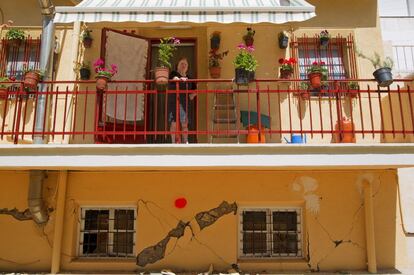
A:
[28, 0, 55, 225]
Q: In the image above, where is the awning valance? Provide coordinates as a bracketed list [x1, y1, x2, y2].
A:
[54, 0, 316, 24]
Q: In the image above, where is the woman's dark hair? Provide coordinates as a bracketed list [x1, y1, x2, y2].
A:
[175, 57, 189, 71]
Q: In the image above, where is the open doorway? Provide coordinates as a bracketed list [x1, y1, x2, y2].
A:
[149, 39, 197, 143]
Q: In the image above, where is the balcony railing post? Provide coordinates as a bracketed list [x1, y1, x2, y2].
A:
[175, 81, 180, 143]
[256, 80, 262, 141]
[13, 82, 25, 144]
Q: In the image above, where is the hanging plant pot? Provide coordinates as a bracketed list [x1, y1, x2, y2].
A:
[308, 72, 322, 89]
[320, 37, 330, 47]
[210, 36, 220, 50]
[280, 69, 293, 79]
[83, 37, 93, 48]
[209, 66, 221, 79]
[373, 67, 393, 87]
[96, 75, 110, 92]
[235, 68, 253, 85]
[278, 33, 289, 49]
[0, 88, 8, 100]
[154, 67, 169, 86]
[79, 68, 91, 80]
[8, 39, 22, 48]
[23, 71, 41, 90]
[244, 37, 254, 47]
[348, 89, 358, 98]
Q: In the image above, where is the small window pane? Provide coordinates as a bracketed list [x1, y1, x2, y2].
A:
[243, 211, 266, 231]
[83, 232, 108, 255]
[243, 232, 267, 254]
[273, 211, 297, 231]
[113, 232, 134, 254]
[84, 210, 109, 230]
[273, 233, 298, 254]
[114, 209, 134, 230]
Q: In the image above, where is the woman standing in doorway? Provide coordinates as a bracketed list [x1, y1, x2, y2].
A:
[168, 57, 197, 143]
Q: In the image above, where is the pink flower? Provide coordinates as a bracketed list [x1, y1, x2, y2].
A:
[312, 61, 318, 65]
[237, 43, 246, 50]
[246, 45, 255, 53]
[173, 38, 180, 45]
[93, 58, 104, 68]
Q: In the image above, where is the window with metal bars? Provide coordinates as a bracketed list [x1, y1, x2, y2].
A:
[291, 34, 358, 91]
[0, 37, 41, 79]
[240, 208, 302, 258]
[79, 208, 136, 258]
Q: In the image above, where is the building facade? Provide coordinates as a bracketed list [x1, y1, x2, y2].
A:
[0, 0, 414, 274]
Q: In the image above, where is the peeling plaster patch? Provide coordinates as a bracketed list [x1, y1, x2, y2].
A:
[292, 176, 320, 215]
[195, 201, 238, 230]
[304, 194, 320, 215]
[136, 201, 237, 267]
[137, 221, 188, 267]
[0, 208, 32, 221]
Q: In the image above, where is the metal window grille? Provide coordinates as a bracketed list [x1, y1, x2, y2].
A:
[240, 208, 302, 258]
[290, 34, 358, 90]
[0, 36, 41, 79]
[79, 208, 136, 258]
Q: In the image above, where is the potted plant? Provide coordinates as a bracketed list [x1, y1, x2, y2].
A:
[278, 31, 289, 49]
[298, 82, 310, 100]
[81, 29, 93, 48]
[93, 58, 118, 91]
[307, 61, 328, 89]
[243, 27, 255, 47]
[23, 68, 44, 91]
[278, 57, 296, 79]
[209, 49, 229, 79]
[75, 61, 91, 80]
[319, 30, 330, 47]
[5, 28, 26, 48]
[347, 81, 359, 98]
[155, 37, 180, 86]
[0, 76, 14, 100]
[210, 31, 221, 50]
[233, 44, 258, 85]
[357, 51, 394, 87]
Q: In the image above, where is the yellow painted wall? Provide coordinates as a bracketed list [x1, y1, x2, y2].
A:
[0, 169, 400, 273]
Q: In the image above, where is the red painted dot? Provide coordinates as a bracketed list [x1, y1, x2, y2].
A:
[175, 197, 187, 209]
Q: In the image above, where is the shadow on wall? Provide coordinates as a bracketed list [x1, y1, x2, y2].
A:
[381, 75, 414, 143]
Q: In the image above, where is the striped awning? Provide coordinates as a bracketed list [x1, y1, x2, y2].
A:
[54, 0, 316, 24]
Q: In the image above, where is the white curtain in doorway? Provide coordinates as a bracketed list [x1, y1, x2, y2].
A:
[105, 31, 147, 121]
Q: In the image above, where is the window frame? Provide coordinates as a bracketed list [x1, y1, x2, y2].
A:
[238, 206, 303, 260]
[78, 206, 137, 258]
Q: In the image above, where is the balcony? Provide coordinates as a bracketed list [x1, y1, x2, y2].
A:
[0, 78, 413, 145]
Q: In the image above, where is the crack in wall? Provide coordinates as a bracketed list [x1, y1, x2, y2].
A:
[0, 208, 33, 221]
[136, 201, 237, 267]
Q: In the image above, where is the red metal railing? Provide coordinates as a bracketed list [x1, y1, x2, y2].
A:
[0, 78, 413, 144]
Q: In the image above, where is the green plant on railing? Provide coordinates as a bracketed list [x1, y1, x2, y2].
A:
[357, 51, 394, 69]
[5, 28, 25, 40]
[157, 37, 180, 69]
[348, 81, 359, 89]
[233, 44, 258, 72]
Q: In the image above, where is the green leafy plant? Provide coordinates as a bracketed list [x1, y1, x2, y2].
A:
[81, 29, 92, 40]
[157, 37, 180, 69]
[233, 44, 258, 72]
[209, 49, 229, 68]
[320, 30, 330, 39]
[0, 76, 12, 89]
[243, 27, 255, 40]
[348, 81, 359, 89]
[307, 61, 328, 75]
[5, 28, 25, 40]
[357, 51, 394, 69]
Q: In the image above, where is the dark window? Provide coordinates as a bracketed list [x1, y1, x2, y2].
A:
[80, 208, 135, 258]
[241, 209, 302, 258]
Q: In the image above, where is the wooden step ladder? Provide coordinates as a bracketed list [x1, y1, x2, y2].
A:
[210, 92, 240, 143]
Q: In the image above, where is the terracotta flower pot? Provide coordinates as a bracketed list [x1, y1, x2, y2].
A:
[23, 71, 41, 90]
[246, 125, 266, 144]
[308, 72, 322, 89]
[244, 37, 254, 47]
[280, 69, 293, 79]
[348, 89, 358, 98]
[154, 67, 169, 86]
[209, 66, 221, 79]
[96, 75, 110, 92]
[83, 37, 93, 48]
[335, 117, 356, 143]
